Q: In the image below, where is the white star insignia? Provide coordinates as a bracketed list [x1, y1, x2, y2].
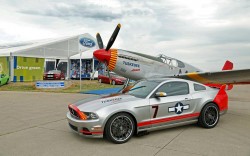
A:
[176, 103, 183, 113]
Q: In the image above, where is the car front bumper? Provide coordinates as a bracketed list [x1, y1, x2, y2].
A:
[66, 112, 104, 138]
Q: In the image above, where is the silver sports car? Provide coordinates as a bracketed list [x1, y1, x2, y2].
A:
[67, 78, 228, 144]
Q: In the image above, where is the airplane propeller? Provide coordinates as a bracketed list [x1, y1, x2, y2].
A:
[105, 23, 121, 51]
[91, 24, 121, 84]
[96, 33, 104, 49]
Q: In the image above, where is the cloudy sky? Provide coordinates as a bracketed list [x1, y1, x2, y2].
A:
[0, 0, 250, 71]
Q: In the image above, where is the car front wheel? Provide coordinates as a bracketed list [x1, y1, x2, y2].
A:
[105, 113, 135, 144]
[198, 103, 219, 128]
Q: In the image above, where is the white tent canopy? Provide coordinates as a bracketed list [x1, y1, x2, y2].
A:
[0, 33, 98, 59]
[0, 34, 99, 90]
[70, 49, 96, 59]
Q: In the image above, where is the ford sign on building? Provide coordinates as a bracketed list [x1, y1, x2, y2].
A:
[79, 35, 97, 52]
[79, 38, 95, 48]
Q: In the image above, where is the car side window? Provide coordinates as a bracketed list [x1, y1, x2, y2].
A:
[194, 84, 206, 91]
[157, 82, 189, 96]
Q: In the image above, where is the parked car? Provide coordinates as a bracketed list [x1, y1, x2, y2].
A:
[67, 78, 228, 144]
[0, 73, 9, 86]
[98, 72, 126, 85]
[43, 70, 65, 80]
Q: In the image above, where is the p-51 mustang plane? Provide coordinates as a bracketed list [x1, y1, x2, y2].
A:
[92, 24, 250, 88]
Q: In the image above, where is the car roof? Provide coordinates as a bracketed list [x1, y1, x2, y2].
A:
[141, 77, 210, 89]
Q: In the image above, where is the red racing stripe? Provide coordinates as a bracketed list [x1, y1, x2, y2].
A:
[80, 130, 103, 135]
[137, 112, 200, 127]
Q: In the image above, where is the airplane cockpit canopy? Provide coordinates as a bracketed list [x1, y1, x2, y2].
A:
[157, 54, 185, 68]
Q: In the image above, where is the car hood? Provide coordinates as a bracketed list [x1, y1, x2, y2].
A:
[73, 94, 141, 112]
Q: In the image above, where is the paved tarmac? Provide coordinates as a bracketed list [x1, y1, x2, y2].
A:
[0, 86, 250, 156]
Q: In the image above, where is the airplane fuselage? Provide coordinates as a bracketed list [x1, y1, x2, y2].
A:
[107, 49, 201, 80]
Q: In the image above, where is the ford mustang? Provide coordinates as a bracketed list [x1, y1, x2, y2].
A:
[67, 78, 228, 144]
[98, 72, 126, 85]
[43, 70, 65, 80]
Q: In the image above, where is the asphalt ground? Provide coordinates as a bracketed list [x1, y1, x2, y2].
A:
[0, 86, 249, 156]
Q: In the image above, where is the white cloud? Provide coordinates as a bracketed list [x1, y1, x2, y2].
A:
[0, 0, 249, 70]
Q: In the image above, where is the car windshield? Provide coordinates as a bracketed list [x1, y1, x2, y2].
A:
[127, 80, 160, 98]
[49, 70, 61, 74]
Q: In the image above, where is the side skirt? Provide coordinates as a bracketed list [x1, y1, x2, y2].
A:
[137, 119, 198, 133]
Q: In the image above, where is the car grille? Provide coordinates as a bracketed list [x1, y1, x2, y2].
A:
[46, 74, 54, 77]
[69, 123, 78, 132]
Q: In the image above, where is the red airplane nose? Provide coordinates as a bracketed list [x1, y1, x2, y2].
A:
[93, 49, 111, 63]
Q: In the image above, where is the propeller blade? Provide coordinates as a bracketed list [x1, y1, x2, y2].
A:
[96, 33, 104, 49]
[105, 23, 121, 51]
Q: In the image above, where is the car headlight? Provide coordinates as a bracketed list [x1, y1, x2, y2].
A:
[82, 112, 99, 120]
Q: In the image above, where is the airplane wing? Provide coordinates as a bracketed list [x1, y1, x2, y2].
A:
[175, 69, 250, 85]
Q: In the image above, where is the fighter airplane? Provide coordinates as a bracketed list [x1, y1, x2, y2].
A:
[92, 24, 250, 88]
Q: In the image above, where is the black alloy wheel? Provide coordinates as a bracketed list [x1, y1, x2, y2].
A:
[199, 103, 219, 128]
[105, 113, 135, 144]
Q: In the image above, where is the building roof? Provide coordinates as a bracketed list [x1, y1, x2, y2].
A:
[0, 33, 98, 59]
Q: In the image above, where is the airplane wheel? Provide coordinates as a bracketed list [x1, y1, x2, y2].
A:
[198, 103, 219, 128]
[98, 79, 102, 83]
[105, 113, 135, 144]
[112, 80, 116, 85]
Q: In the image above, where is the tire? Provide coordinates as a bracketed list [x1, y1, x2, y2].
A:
[105, 113, 135, 144]
[198, 103, 219, 128]
[6, 79, 9, 84]
[98, 79, 102, 83]
[112, 80, 116, 85]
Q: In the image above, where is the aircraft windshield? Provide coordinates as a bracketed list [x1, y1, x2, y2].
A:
[157, 54, 185, 68]
[127, 81, 160, 98]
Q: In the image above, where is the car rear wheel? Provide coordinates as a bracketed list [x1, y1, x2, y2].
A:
[112, 80, 116, 85]
[6, 79, 9, 84]
[98, 79, 102, 83]
[105, 113, 135, 144]
[198, 103, 219, 128]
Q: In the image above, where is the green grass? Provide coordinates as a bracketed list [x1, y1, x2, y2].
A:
[0, 80, 120, 93]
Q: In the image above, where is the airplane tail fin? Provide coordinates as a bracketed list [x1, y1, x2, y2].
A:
[222, 60, 233, 70]
[222, 60, 233, 90]
[206, 60, 234, 90]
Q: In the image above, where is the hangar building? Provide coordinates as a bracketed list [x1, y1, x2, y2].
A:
[0, 34, 103, 82]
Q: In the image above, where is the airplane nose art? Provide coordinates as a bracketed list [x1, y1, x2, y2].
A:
[93, 49, 118, 71]
[108, 49, 118, 70]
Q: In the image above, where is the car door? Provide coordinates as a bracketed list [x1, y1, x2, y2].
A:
[103, 73, 110, 83]
[149, 81, 196, 128]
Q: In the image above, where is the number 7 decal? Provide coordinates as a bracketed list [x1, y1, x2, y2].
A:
[152, 105, 159, 118]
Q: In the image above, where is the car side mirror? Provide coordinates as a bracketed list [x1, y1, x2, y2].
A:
[155, 92, 167, 98]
